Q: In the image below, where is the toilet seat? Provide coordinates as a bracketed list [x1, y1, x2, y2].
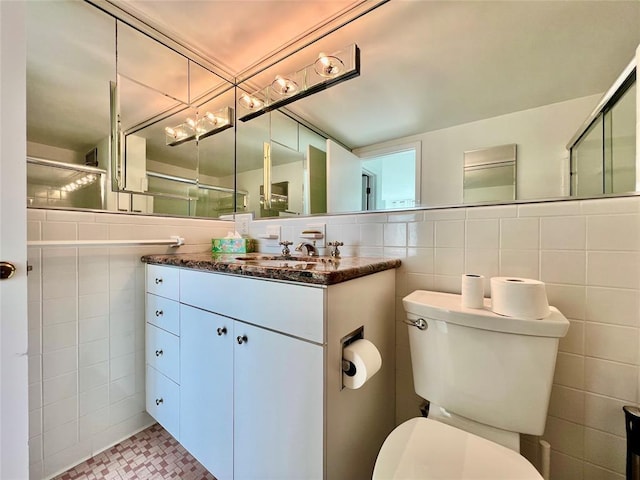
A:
[373, 418, 543, 480]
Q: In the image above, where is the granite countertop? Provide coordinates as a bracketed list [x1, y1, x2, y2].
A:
[141, 252, 401, 286]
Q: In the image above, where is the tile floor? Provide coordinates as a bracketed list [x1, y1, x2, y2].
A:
[53, 424, 216, 480]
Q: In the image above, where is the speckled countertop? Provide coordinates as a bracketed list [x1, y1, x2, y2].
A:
[141, 252, 401, 286]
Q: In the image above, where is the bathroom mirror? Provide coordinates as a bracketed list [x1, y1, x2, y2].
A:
[26, 0, 236, 217]
[236, 0, 640, 219]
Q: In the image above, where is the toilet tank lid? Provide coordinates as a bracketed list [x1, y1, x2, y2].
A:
[403, 290, 569, 338]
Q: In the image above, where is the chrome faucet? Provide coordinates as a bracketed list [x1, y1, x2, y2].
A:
[295, 242, 318, 256]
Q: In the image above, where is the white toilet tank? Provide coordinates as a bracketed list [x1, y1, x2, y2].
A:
[403, 290, 569, 436]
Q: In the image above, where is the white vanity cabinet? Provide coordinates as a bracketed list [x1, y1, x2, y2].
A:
[145, 263, 396, 480]
[145, 264, 181, 440]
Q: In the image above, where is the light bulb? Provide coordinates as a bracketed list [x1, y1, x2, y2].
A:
[239, 94, 263, 110]
[272, 75, 298, 96]
[165, 127, 176, 138]
[314, 54, 344, 78]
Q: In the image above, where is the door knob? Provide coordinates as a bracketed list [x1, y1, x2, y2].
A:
[0, 262, 16, 280]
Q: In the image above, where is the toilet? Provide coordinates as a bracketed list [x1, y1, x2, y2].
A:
[373, 290, 569, 479]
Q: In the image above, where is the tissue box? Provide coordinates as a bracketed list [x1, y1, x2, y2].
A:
[211, 238, 255, 254]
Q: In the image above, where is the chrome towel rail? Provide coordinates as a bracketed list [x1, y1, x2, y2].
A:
[27, 236, 184, 248]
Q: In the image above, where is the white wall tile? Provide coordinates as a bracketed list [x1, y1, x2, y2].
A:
[43, 396, 77, 433]
[583, 463, 624, 480]
[465, 249, 499, 281]
[356, 213, 387, 224]
[110, 353, 135, 382]
[433, 274, 463, 294]
[466, 219, 499, 249]
[43, 372, 76, 406]
[29, 382, 42, 412]
[586, 287, 640, 327]
[435, 220, 464, 248]
[581, 197, 640, 215]
[79, 339, 109, 368]
[466, 204, 517, 219]
[542, 416, 584, 458]
[42, 297, 76, 326]
[110, 375, 136, 405]
[42, 321, 76, 354]
[42, 347, 78, 380]
[587, 252, 640, 289]
[559, 320, 584, 355]
[79, 316, 108, 344]
[541, 216, 586, 250]
[79, 362, 108, 393]
[424, 208, 466, 221]
[434, 248, 464, 275]
[406, 273, 434, 293]
[407, 221, 434, 247]
[42, 419, 78, 458]
[402, 248, 434, 275]
[584, 358, 637, 402]
[519, 201, 581, 217]
[550, 450, 584, 480]
[383, 222, 407, 247]
[587, 214, 639, 251]
[584, 428, 625, 474]
[78, 293, 108, 319]
[500, 217, 539, 250]
[42, 222, 77, 241]
[583, 393, 627, 437]
[78, 223, 108, 241]
[553, 352, 584, 389]
[546, 284, 586, 320]
[359, 223, 383, 247]
[79, 384, 109, 417]
[541, 251, 586, 285]
[499, 250, 539, 279]
[585, 322, 639, 365]
[388, 212, 423, 223]
[29, 355, 42, 386]
[548, 385, 584, 424]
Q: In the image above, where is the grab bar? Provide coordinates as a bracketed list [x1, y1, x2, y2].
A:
[27, 236, 184, 248]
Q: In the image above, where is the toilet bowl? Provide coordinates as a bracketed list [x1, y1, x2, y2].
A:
[373, 418, 542, 480]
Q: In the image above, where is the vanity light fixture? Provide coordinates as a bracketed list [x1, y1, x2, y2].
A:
[239, 43, 360, 122]
[60, 174, 99, 193]
[164, 106, 234, 146]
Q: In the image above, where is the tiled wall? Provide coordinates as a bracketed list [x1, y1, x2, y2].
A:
[27, 196, 640, 480]
[26, 209, 231, 480]
[249, 195, 640, 480]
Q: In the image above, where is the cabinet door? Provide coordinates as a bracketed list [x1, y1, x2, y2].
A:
[146, 365, 180, 440]
[234, 322, 324, 480]
[180, 304, 233, 479]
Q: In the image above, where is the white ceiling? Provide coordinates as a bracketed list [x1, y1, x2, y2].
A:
[111, 0, 640, 149]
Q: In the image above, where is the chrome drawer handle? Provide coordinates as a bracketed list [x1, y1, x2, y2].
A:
[236, 335, 248, 345]
[155, 349, 163, 357]
[155, 398, 163, 406]
[154, 278, 163, 284]
[217, 327, 227, 336]
[155, 310, 163, 317]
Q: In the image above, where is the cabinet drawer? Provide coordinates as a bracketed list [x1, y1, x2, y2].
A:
[146, 365, 179, 440]
[180, 269, 325, 343]
[147, 264, 179, 300]
[146, 294, 179, 335]
[146, 323, 180, 383]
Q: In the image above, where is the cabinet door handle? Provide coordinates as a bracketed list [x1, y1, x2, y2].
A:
[155, 310, 163, 317]
[154, 278, 163, 284]
[155, 349, 163, 357]
[236, 335, 248, 345]
[217, 327, 227, 336]
[155, 398, 163, 406]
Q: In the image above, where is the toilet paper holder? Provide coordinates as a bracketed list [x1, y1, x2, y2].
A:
[341, 326, 364, 377]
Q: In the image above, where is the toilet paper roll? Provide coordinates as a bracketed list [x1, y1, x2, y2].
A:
[342, 339, 382, 389]
[461, 274, 485, 308]
[490, 277, 550, 319]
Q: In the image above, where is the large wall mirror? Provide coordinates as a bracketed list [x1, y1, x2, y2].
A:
[26, 0, 235, 218]
[27, 1, 639, 221]
[236, 1, 639, 219]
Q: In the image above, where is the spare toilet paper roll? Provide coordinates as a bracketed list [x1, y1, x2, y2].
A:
[490, 277, 550, 319]
[461, 274, 485, 308]
[342, 339, 382, 389]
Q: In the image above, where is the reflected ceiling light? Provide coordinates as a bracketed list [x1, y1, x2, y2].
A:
[165, 106, 234, 146]
[60, 174, 99, 192]
[271, 75, 298, 96]
[314, 53, 344, 78]
[239, 43, 360, 122]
